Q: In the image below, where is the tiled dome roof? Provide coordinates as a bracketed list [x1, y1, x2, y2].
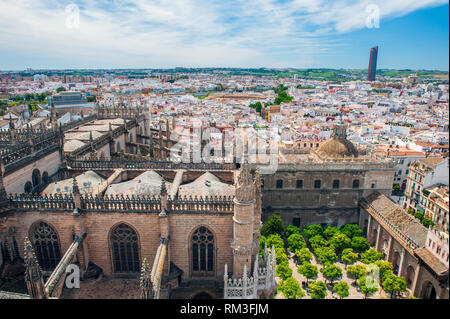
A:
[316, 137, 359, 158]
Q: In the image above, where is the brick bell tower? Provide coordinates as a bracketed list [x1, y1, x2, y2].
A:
[231, 163, 256, 278]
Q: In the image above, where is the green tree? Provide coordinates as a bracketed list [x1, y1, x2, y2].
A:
[261, 214, 284, 237]
[382, 274, 407, 299]
[339, 224, 363, 239]
[279, 278, 305, 299]
[87, 96, 96, 102]
[323, 226, 339, 239]
[360, 249, 384, 264]
[295, 248, 312, 264]
[249, 101, 263, 113]
[358, 276, 379, 298]
[297, 262, 318, 284]
[422, 218, 434, 228]
[56, 86, 66, 93]
[266, 234, 285, 250]
[36, 92, 47, 102]
[347, 265, 367, 284]
[303, 224, 323, 239]
[275, 247, 288, 264]
[308, 281, 328, 299]
[314, 246, 338, 265]
[341, 248, 358, 268]
[351, 236, 370, 252]
[333, 281, 350, 299]
[414, 211, 424, 221]
[373, 260, 394, 283]
[276, 262, 292, 280]
[285, 225, 301, 237]
[328, 233, 351, 252]
[259, 235, 266, 256]
[309, 235, 326, 249]
[321, 264, 343, 285]
[287, 233, 306, 252]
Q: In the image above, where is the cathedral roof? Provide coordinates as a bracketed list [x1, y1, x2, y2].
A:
[105, 170, 169, 197]
[177, 172, 234, 198]
[43, 171, 105, 195]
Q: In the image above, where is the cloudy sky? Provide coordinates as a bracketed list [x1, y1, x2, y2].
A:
[0, 0, 448, 70]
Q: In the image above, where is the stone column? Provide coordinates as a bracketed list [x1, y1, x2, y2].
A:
[386, 235, 393, 261]
[366, 215, 372, 238]
[410, 262, 422, 297]
[375, 224, 382, 251]
[398, 248, 406, 277]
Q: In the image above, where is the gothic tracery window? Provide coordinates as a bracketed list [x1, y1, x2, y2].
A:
[110, 224, 140, 273]
[31, 222, 61, 271]
[192, 227, 214, 274]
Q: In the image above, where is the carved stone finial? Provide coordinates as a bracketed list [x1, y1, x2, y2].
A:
[238, 163, 252, 186]
[72, 177, 80, 194]
[160, 181, 167, 196]
[235, 163, 254, 203]
[24, 237, 46, 299]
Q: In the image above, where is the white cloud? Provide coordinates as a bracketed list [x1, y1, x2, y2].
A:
[0, 0, 447, 68]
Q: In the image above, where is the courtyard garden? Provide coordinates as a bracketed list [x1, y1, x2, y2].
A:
[260, 215, 410, 299]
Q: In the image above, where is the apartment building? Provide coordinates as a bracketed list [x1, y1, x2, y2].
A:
[403, 157, 449, 212]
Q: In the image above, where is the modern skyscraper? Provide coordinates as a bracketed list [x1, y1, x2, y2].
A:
[367, 46, 378, 81]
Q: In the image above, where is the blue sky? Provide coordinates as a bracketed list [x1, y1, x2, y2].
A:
[0, 0, 448, 70]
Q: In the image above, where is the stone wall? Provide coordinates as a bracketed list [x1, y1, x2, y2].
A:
[3, 150, 61, 194]
[2, 209, 234, 283]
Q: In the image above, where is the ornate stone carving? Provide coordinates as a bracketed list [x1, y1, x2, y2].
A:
[235, 163, 254, 203]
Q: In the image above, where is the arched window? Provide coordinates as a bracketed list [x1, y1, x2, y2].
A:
[110, 224, 140, 273]
[24, 181, 32, 193]
[31, 222, 61, 271]
[192, 226, 214, 274]
[353, 179, 360, 189]
[32, 169, 41, 187]
[421, 281, 437, 299]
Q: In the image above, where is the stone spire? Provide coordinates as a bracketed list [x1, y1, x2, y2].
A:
[139, 258, 154, 299]
[8, 115, 16, 142]
[89, 131, 94, 149]
[72, 177, 81, 211]
[50, 101, 57, 130]
[235, 163, 254, 203]
[0, 160, 8, 206]
[24, 237, 47, 299]
[72, 176, 80, 194]
[160, 180, 168, 214]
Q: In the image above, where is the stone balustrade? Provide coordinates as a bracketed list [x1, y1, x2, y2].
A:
[66, 159, 236, 171]
[9, 193, 234, 214]
[224, 245, 277, 299]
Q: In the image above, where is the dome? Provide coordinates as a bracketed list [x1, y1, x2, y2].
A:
[316, 138, 359, 158]
[316, 125, 358, 158]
